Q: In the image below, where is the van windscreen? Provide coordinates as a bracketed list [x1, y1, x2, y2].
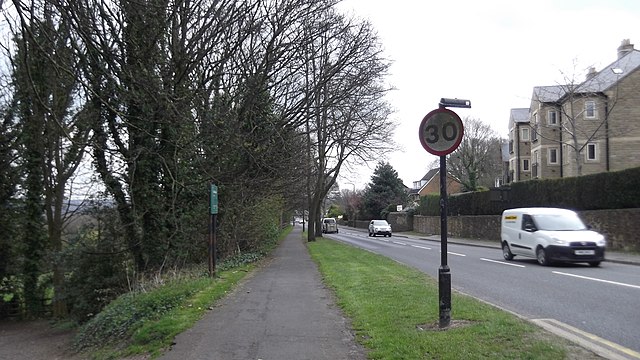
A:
[533, 214, 587, 231]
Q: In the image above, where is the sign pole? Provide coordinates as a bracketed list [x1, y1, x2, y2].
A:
[438, 154, 451, 328]
[209, 184, 219, 278]
[418, 98, 469, 329]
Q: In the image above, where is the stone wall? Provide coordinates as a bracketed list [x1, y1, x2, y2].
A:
[407, 208, 640, 252]
[580, 209, 640, 251]
[387, 212, 413, 232]
[412, 214, 501, 243]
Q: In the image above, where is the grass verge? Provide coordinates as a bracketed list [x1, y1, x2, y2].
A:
[73, 226, 292, 359]
[307, 238, 600, 360]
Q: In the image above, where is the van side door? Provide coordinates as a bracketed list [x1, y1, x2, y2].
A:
[518, 214, 538, 257]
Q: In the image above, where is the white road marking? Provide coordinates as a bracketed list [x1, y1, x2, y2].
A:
[439, 251, 466, 257]
[480, 258, 526, 268]
[552, 271, 640, 290]
[411, 245, 432, 250]
[392, 241, 407, 245]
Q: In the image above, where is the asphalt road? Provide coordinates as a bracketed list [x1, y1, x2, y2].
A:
[328, 229, 640, 358]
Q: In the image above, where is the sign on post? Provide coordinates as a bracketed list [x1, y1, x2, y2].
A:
[419, 108, 464, 156]
[419, 100, 469, 329]
[209, 183, 219, 277]
[210, 184, 218, 215]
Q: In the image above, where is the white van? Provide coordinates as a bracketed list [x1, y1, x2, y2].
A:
[501, 208, 606, 266]
[322, 218, 338, 234]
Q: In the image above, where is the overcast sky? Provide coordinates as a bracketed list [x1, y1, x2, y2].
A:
[336, 0, 640, 189]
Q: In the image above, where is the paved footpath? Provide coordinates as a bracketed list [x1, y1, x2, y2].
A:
[159, 226, 366, 360]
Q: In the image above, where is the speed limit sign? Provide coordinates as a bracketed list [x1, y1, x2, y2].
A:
[419, 108, 464, 156]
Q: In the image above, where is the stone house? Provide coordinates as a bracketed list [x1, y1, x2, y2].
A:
[508, 39, 640, 182]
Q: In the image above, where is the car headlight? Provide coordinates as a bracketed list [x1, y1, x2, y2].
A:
[597, 236, 606, 247]
[551, 237, 566, 245]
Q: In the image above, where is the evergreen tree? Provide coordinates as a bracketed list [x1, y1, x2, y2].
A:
[361, 162, 407, 219]
[0, 104, 20, 307]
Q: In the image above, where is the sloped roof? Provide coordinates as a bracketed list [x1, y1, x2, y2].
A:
[530, 50, 640, 102]
[532, 85, 566, 103]
[510, 108, 529, 123]
[409, 169, 438, 195]
[576, 50, 640, 93]
[421, 169, 439, 181]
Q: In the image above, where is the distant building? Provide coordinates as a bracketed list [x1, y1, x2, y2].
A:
[507, 39, 640, 182]
[408, 169, 463, 205]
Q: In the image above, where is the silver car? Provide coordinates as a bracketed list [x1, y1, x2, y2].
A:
[322, 218, 338, 233]
[368, 220, 392, 237]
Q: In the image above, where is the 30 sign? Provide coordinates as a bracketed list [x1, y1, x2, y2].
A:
[419, 108, 464, 156]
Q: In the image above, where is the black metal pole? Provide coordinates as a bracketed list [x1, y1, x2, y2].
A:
[439, 155, 451, 328]
[212, 214, 217, 277]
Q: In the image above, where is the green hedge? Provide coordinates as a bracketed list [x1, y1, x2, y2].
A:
[417, 166, 640, 216]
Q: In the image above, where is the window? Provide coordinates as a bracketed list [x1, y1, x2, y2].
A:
[531, 125, 538, 141]
[585, 101, 596, 118]
[548, 110, 557, 125]
[522, 159, 530, 171]
[522, 214, 536, 231]
[521, 128, 530, 141]
[586, 143, 597, 161]
[548, 148, 558, 164]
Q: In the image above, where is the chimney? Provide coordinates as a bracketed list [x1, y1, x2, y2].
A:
[586, 66, 597, 80]
[617, 39, 634, 59]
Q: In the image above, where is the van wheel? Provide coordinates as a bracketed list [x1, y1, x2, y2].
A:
[589, 261, 601, 267]
[502, 242, 514, 260]
[536, 247, 550, 266]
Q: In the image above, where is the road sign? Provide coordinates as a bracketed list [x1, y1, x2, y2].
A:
[419, 108, 464, 156]
[210, 184, 218, 215]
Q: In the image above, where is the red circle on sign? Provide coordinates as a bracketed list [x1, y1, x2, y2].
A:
[419, 108, 464, 156]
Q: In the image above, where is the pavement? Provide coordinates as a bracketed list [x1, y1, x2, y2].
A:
[158, 225, 639, 360]
[158, 225, 367, 360]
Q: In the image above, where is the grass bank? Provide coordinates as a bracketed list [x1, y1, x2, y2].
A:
[307, 237, 600, 360]
[72, 227, 292, 359]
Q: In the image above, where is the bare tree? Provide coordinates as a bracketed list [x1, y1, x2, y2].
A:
[294, 9, 396, 240]
[446, 117, 502, 191]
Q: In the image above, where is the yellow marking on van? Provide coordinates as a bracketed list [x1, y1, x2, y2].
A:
[504, 215, 517, 220]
